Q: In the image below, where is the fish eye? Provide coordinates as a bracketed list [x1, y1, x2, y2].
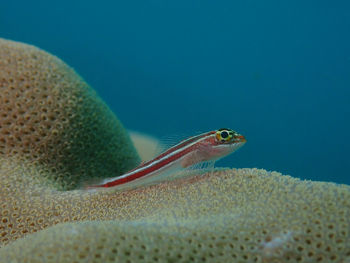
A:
[216, 128, 234, 142]
[221, 131, 229, 138]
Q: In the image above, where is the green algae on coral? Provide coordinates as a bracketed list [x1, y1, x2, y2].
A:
[0, 38, 140, 190]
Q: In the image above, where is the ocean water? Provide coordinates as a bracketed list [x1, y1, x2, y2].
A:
[1, 1, 349, 184]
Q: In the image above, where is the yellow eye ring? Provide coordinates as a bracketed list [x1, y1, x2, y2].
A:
[216, 129, 234, 142]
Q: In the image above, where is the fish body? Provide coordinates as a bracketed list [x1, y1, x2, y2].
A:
[88, 128, 246, 190]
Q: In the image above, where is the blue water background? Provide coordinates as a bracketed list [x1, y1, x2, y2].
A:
[1, 1, 349, 184]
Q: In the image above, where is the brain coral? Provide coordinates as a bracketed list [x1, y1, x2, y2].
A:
[0, 38, 140, 190]
[0, 160, 350, 262]
[0, 38, 349, 263]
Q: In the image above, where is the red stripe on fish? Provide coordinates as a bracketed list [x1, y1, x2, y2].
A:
[88, 129, 246, 190]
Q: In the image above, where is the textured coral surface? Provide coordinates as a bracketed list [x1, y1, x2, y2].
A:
[0, 38, 349, 263]
[0, 38, 140, 190]
[0, 164, 349, 263]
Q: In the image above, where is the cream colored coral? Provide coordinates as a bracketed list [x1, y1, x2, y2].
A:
[0, 38, 349, 263]
[0, 159, 349, 262]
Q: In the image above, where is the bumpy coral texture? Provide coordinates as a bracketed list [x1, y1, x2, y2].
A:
[0, 38, 349, 263]
[0, 38, 140, 190]
[0, 157, 350, 263]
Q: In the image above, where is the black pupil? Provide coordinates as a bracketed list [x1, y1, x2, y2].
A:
[221, 131, 229, 138]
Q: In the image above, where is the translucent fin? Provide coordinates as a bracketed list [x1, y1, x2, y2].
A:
[128, 130, 191, 162]
[166, 160, 216, 183]
[83, 129, 219, 192]
[156, 132, 191, 151]
[129, 130, 165, 162]
[129, 129, 206, 161]
[83, 159, 215, 193]
[100, 164, 183, 192]
[188, 160, 216, 174]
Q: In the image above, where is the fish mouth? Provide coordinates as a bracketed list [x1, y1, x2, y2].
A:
[230, 135, 246, 152]
[229, 136, 246, 151]
[234, 135, 246, 143]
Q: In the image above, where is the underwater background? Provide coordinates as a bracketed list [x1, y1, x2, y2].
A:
[1, 1, 349, 184]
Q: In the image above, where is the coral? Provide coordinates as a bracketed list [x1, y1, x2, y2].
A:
[129, 130, 164, 162]
[0, 163, 350, 262]
[0, 38, 349, 262]
[0, 38, 140, 190]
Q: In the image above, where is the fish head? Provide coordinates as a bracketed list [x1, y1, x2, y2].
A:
[211, 128, 246, 157]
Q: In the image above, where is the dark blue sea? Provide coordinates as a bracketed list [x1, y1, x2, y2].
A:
[1, 1, 349, 184]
